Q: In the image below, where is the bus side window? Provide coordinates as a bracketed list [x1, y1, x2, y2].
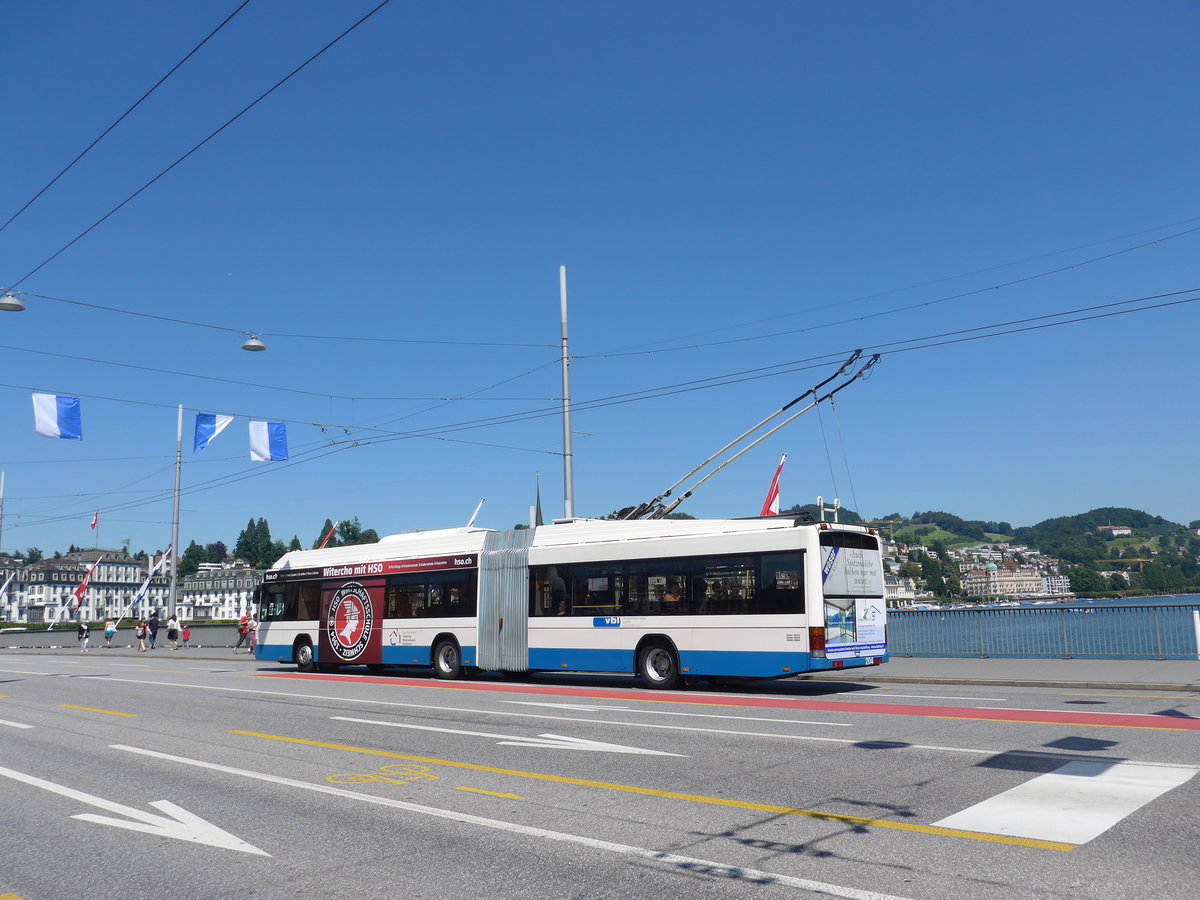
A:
[296, 583, 320, 619]
[760, 554, 804, 614]
[531, 566, 567, 616]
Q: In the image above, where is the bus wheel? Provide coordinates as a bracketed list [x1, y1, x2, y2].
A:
[639, 643, 680, 690]
[295, 640, 315, 673]
[432, 639, 462, 679]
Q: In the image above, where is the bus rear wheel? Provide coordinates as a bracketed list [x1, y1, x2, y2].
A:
[295, 639, 315, 673]
[432, 639, 462, 680]
[639, 642, 680, 690]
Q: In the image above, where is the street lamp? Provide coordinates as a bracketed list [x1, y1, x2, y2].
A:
[0, 292, 26, 312]
[241, 334, 267, 351]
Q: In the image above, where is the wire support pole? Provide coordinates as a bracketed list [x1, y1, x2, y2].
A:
[168, 405, 182, 618]
[560, 266, 575, 520]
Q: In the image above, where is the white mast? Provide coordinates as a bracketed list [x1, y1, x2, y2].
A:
[559, 266, 575, 519]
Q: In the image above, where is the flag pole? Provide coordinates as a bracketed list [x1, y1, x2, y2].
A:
[169, 405, 182, 620]
[559, 266, 575, 520]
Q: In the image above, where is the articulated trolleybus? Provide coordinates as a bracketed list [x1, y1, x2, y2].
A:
[254, 516, 887, 688]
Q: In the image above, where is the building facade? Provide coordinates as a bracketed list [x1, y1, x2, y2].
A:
[177, 562, 263, 621]
[9, 550, 171, 625]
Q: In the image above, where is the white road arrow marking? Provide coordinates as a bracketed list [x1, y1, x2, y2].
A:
[0, 763, 269, 855]
[331, 716, 685, 756]
[0, 718, 33, 729]
[500, 701, 632, 712]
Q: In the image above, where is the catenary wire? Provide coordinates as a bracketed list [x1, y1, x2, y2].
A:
[5, 291, 1197, 530]
[0, 1, 255, 236]
[579, 225, 1200, 359]
[3, 0, 397, 293]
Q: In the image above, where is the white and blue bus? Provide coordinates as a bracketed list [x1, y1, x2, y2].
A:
[254, 516, 887, 688]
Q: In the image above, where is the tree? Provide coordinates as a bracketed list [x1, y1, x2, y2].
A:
[205, 541, 228, 563]
[234, 518, 260, 563]
[312, 519, 338, 549]
[178, 540, 209, 578]
[1067, 567, 1105, 594]
[288, 536, 302, 552]
[234, 518, 277, 568]
[337, 518, 379, 546]
[24, 548, 44, 564]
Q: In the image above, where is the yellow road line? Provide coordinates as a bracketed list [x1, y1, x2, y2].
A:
[232, 730, 1075, 852]
[59, 704, 137, 718]
[456, 786, 523, 799]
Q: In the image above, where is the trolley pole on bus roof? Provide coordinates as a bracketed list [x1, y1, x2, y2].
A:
[560, 265, 575, 520]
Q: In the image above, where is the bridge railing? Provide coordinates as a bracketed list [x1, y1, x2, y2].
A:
[888, 604, 1200, 660]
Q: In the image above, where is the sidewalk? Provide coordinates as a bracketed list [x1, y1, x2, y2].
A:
[799, 656, 1200, 692]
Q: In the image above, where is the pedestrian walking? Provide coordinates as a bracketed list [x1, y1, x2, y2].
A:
[234, 613, 250, 652]
[135, 618, 148, 652]
[181, 623, 191, 648]
[103, 618, 116, 649]
[166, 613, 180, 649]
[247, 613, 258, 656]
[77, 619, 90, 653]
[148, 610, 159, 649]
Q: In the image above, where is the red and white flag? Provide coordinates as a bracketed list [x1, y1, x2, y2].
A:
[90, 509, 99, 530]
[759, 454, 787, 516]
[73, 555, 104, 608]
[318, 521, 341, 549]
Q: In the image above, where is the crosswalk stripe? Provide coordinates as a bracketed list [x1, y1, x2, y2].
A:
[933, 760, 1197, 845]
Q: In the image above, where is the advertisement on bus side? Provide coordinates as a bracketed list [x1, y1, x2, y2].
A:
[320, 579, 384, 665]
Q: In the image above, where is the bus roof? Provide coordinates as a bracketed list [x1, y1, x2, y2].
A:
[267, 516, 873, 573]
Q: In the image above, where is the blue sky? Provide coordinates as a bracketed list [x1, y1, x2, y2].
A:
[2, 0, 1197, 557]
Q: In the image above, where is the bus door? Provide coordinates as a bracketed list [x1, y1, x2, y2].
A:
[477, 528, 535, 671]
[319, 577, 385, 667]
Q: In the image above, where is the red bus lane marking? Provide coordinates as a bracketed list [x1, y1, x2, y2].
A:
[255, 672, 1200, 732]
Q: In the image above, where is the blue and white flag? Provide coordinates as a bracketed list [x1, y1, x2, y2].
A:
[249, 421, 288, 462]
[119, 548, 170, 624]
[32, 393, 82, 440]
[194, 413, 234, 452]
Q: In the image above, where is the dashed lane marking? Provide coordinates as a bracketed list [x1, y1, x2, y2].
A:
[59, 705, 137, 718]
[231, 729, 1076, 851]
[456, 787, 523, 799]
[114, 743, 913, 900]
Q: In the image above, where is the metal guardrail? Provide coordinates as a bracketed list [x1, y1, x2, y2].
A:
[888, 604, 1200, 660]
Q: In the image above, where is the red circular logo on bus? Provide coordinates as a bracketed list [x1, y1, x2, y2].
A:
[327, 582, 373, 660]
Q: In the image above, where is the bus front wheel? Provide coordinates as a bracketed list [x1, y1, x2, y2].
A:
[639, 643, 680, 690]
[295, 640, 315, 673]
[432, 639, 462, 679]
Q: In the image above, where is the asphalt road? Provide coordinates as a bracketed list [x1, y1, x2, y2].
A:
[0, 650, 1196, 900]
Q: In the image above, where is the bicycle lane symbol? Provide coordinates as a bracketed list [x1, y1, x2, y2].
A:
[326, 764, 439, 787]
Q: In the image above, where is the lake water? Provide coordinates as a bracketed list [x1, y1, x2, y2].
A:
[888, 595, 1200, 659]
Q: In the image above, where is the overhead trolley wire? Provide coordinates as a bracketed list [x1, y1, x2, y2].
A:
[3, 0, 397, 293]
[0, 0, 255, 237]
[580, 224, 1200, 360]
[5, 286, 1197, 531]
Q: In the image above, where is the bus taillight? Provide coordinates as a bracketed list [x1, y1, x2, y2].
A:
[808, 626, 825, 656]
